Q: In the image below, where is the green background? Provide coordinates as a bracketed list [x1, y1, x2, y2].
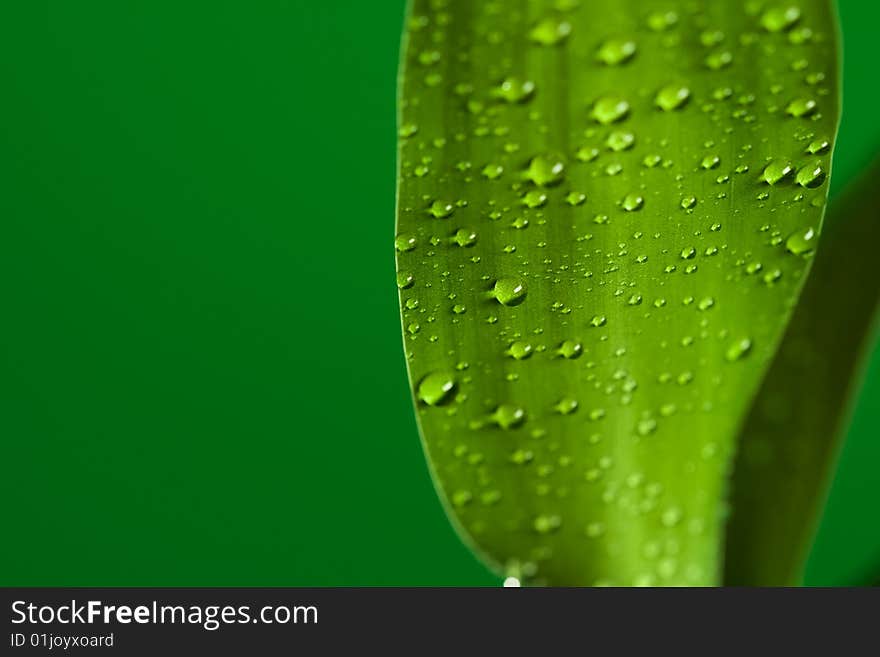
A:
[0, 1, 876, 586]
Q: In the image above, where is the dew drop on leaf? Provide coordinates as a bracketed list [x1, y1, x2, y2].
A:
[417, 371, 457, 406]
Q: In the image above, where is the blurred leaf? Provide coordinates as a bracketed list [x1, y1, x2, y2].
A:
[396, 0, 839, 585]
[725, 159, 880, 585]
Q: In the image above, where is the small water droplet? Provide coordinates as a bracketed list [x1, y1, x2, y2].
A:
[591, 96, 630, 124]
[429, 199, 455, 218]
[554, 397, 579, 415]
[522, 190, 548, 208]
[655, 84, 691, 111]
[681, 196, 697, 210]
[606, 130, 635, 152]
[529, 18, 572, 46]
[786, 97, 817, 118]
[726, 338, 753, 362]
[565, 191, 586, 206]
[397, 271, 414, 289]
[596, 38, 637, 65]
[534, 514, 562, 534]
[807, 138, 830, 155]
[492, 404, 526, 429]
[493, 77, 536, 103]
[590, 315, 607, 327]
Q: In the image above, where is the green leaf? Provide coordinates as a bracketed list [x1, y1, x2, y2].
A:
[396, 0, 840, 585]
[725, 159, 880, 585]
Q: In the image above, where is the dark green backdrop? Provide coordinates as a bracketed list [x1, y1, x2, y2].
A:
[0, 1, 877, 586]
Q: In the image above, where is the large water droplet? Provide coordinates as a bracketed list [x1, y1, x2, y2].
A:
[796, 161, 826, 188]
[762, 160, 793, 185]
[493, 278, 528, 306]
[417, 371, 456, 406]
[429, 199, 455, 218]
[591, 96, 630, 124]
[523, 154, 566, 187]
[395, 234, 418, 252]
[785, 226, 816, 255]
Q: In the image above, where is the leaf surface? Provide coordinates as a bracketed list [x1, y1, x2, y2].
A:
[396, 0, 840, 585]
[725, 159, 880, 585]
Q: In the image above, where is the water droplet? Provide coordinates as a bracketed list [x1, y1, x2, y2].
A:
[591, 96, 630, 124]
[785, 226, 816, 255]
[637, 418, 657, 436]
[681, 196, 697, 210]
[661, 506, 683, 527]
[451, 490, 472, 507]
[761, 5, 801, 32]
[807, 138, 830, 155]
[786, 97, 817, 118]
[565, 191, 586, 206]
[482, 163, 504, 180]
[680, 246, 696, 259]
[590, 315, 607, 327]
[522, 190, 548, 208]
[508, 340, 534, 360]
[701, 155, 720, 169]
[417, 371, 456, 406]
[399, 123, 418, 139]
[492, 404, 526, 429]
[554, 397, 579, 415]
[704, 50, 733, 70]
[503, 577, 521, 587]
[596, 38, 637, 66]
[796, 161, 826, 188]
[655, 84, 690, 111]
[647, 10, 678, 31]
[395, 233, 417, 252]
[529, 18, 571, 46]
[574, 146, 599, 165]
[606, 130, 635, 152]
[726, 338, 753, 362]
[452, 227, 478, 247]
[698, 297, 715, 311]
[429, 199, 455, 218]
[558, 340, 583, 359]
[762, 160, 793, 185]
[493, 77, 536, 103]
[524, 153, 566, 186]
[700, 29, 725, 47]
[397, 271, 414, 289]
[493, 278, 528, 306]
[585, 522, 605, 538]
[534, 514, 562, 534]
